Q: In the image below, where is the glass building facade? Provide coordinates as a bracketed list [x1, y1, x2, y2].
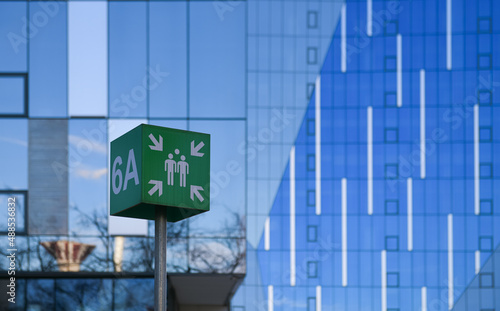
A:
[235, 0, 500, 310]
[0, 0, 499, 310]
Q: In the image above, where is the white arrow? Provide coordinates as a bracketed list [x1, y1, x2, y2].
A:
[191, 141, 205, 157]
[190, 185, 204, 202]
[149, 134, 163, 151]
[148, 180, 163, 196]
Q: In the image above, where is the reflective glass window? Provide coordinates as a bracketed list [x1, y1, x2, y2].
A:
[0, 75, 26, 116]
[0, 2, 27, 71]
[28, 1, 68, 118]
[0, 119, 28, 189]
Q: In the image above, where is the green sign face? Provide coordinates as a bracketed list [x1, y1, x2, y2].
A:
[110, 124, 210, 222]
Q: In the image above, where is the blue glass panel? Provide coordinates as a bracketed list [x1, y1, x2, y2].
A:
[0, 76, 25, 115]
[149, 2, 187, 118]
[0, 119, 27, 189]
[28, 1, 67, 118]
[189, 2, 245, 118]
[0, 2, 27, 72]
[109, 2, 147, 118]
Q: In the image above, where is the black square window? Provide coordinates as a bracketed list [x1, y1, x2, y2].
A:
[480, 200, 493, 215]
[0, 74, 28, 117]
[384, 128, 399, 143]
[307, 11, 318, 29]
[307, 189, 316, 206]
[307, 47, 318, 65]
[387, 272, 399, 287]
[385, 92, 397, 107]
[385, 236, 399, 251]
[478, 54, 492, 70]
[479, 236, 493, 252]
[307, 154, 316, 171]
[479, 273, 494, 288]
[384, 20, 399, 36]
[384, 56, 397, 71]
[478, 17, 492, 33]
[478, 90, 492, 106]
[307, 82, 315, 100]
[479, 127, 492, 142]
[385, 164, 399, 179]
[307, 118, 315, 136]
[480, 163, 493, 179]
[308, 225, 318, 242]
[385, 200, 399, 215]
[307, 261, 318, 278]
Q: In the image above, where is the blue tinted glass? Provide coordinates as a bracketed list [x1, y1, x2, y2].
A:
[0, 119, 27, 189]
[189, 2, 245, 118]
[0, 193, 26, 233]
[56, 279, 112, 309]
[109, 2, 147, 118]
[0, 76, 25, 115]
[114, 279, 154, 310]
[188, 120, 245, 238]
[149, 2, 187, 118]
[0, 2, 27, 72]
[28, 1, 67, 117]
[68, 119, 108, 236]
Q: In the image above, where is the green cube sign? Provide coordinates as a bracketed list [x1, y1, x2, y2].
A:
[110, 124, 210, 222]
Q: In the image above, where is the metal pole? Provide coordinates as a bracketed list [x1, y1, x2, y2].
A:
[155, 207, 167, 311]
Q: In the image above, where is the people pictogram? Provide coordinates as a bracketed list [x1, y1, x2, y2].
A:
[164, 153, 177, 186]
[177, 155, 189, 187]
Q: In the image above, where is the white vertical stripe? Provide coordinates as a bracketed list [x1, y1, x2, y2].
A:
[342, 178, 348, 287]
[367, 0, 372, 36]
[475, 250, 481, 274]
[268, 285, 274, 311]
[420, 69, 426, 179]
[421, 286, 427, 311]
[316, 286, 322, 311]
[446, 0, 452, 70]
[448, 214, 454, 310]
[474, 104, 480, 215]
[341, 4, 347, 73]
[407, 178, 413, 251]
[290, 146, 296, 287]
[381, 250, 387, 311]
[264, 217, 270, 251]
[315, 76, 322, 216]
[367, 106, 373, 215]
[397, 34, 403, 107]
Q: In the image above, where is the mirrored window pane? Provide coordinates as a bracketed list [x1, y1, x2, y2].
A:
[113, 278, 154, 310]
[0, 2, 27, 72]
[0, 192, 26, 233]
[55, 279, 111, 310]
[27, 279, 54, 309]
[189, 2, 245, 118]
[189, 120, 246, 238]
[149, 2, 187, 118]
[0, 119, 28, 189]
[28, 1, 67, 118]
[68, 2, 108, 117]
[109, 2, 147, 118]
[0, 76, 25, 115]
[68, 119, 108, 236]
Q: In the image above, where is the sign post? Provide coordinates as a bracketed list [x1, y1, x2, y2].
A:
[110, 124, 210, 310]
[154, 207, 167, 311]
